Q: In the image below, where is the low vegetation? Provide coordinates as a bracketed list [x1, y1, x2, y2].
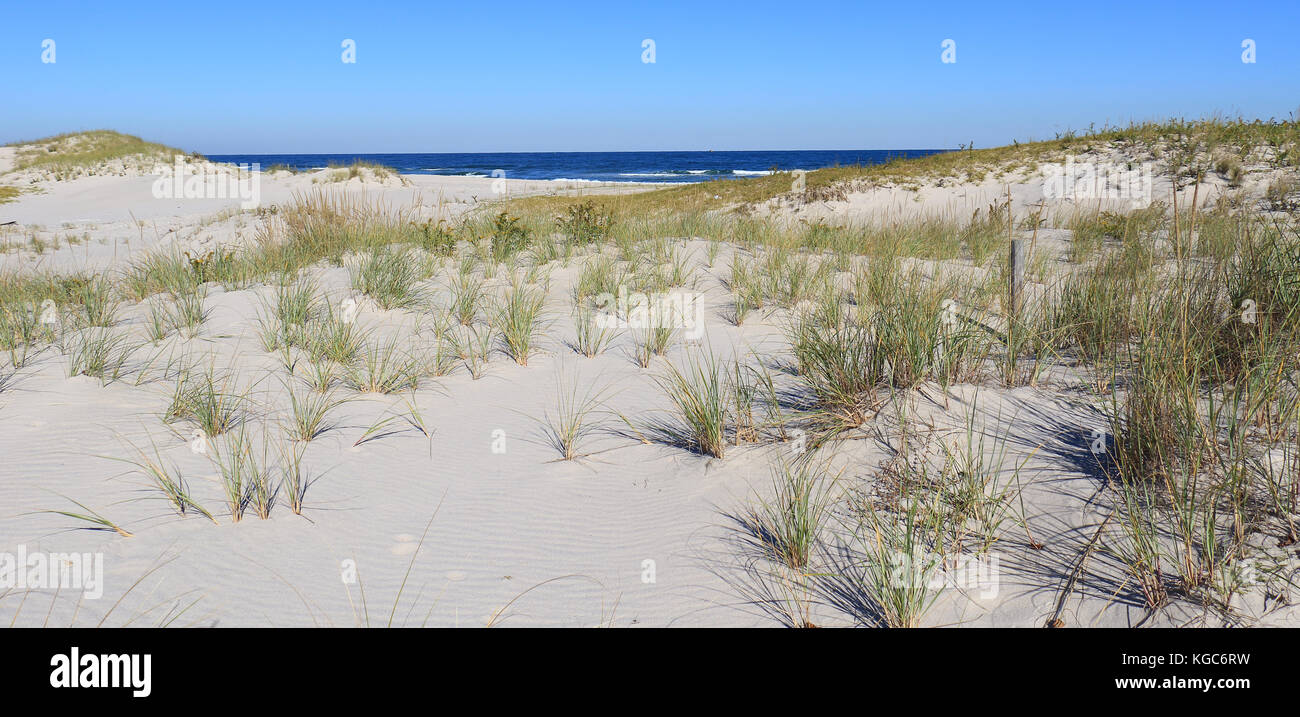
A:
[5, 118, 1300, 627]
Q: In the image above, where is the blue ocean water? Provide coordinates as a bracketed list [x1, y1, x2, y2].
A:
[205, 149, 951, 184]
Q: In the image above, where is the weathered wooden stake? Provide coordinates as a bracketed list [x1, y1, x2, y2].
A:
[1007, 185, 1025, 318]
[1009, 238, 1026, 317]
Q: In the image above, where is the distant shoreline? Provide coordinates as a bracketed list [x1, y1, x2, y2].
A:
[205, 148, 952, 184]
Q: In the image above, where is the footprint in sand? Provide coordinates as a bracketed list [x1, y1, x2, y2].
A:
[391, 534, 419, 555]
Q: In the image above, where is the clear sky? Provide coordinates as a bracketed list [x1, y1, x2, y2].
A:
[1, 0, 1295, 153]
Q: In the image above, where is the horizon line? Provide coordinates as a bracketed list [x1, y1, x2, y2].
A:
[201, 147, 956, 156]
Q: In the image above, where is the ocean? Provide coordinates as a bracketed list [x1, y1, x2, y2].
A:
[204, 149, 951, 184]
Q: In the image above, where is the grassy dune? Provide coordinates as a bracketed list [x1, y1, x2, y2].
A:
[507, 116, 1300, 216]
[5, 129, 198, 179]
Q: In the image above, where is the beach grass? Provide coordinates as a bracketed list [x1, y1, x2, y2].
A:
[10, 130, 195, 178]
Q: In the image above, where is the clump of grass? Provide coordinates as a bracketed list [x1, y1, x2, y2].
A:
[787, 314, 885, 430]
[121, 250, 204, 300]
[495, 283, 546, 366]
[1106, 471, 1171, 609]
[489, 212, 530, 261]
[0, 300, 48, 367]
[746, 458, 839, 570]
[300, 357, 341, 392]
[167, 290, 209, 337]
[724, 291, 755, 326]
[279, 439, 311, 515]
[1264, 177, 1297, 211]
[1050, 252, 1144, 367]
[568, 306, 616, 357]
[63, 328, 135, 384]
[70, 275, 121, 327]
[144, 298, 171, 343]
[304, 306, 368, 365]
[537, 374, 608, 460]
[557, 201, 614, 244]
[267, 278, 322, 347]
[632, 326, 675, 368]
[927, 401, 1024, 554]
[283, 379, 347, 441]
[462, 325, 496, 379]
[418, 327, 459, 377]
[650, 349, 729, 458]
[573, 254, 625, 302]
[873, 283, 946, 388]
[351, 248, 424, 310]
[450, 272, 485, 326]
[209, 428, 268, 522]
[844, 496, 941, 628]
[344, 338, 420, 393]
[165, 365, 249, 436]
[959, 201, 1008, 265]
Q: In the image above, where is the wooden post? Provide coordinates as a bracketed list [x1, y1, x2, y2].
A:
[1009, 238, 1026, 317]
[1006, 185, 1024, 318]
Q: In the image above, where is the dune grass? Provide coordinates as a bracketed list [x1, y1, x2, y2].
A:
[282, 379, 347, 441]
[568, 306, 617, 357]
[40, 497, 133, 538]
[351, 248, 424, 310]
[495, 282, 546, 365]
[650, 348, 730, 458]
[631, 325, 675, 369]
[109, 438, 216, 523]
[344, 338, 421, 394]
[10, 130, 195, 178]
[2, 120, 1299, 625]
[537, 373, 608, 461]
[318, 159, 403, 183]
[63, 328, 136, 385]
[165, 364, 250, 437]
[747, 457, 839, 570]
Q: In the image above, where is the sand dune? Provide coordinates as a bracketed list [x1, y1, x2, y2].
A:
[2, 139, 1298, 628]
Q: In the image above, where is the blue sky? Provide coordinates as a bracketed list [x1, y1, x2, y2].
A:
[1, 0, 1296, 153]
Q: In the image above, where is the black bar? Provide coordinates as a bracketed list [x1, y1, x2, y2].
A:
[0, 627, 1287, 703]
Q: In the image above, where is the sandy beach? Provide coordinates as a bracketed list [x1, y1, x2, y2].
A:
[2, 122, 1298, 630]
